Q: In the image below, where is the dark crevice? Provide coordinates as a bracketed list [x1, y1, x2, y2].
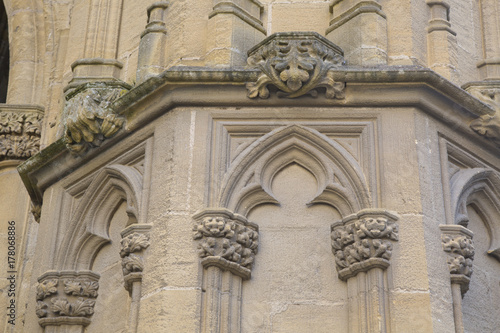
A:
[0, 1, 8, 103]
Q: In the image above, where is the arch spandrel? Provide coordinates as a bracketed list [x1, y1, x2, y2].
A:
[57, 164, 143, 270]
[218, 125, 372, 217]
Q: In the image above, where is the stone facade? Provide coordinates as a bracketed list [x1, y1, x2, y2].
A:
[1, 0, 500, 332]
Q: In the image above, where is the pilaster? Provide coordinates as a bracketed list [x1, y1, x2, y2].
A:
[326, 0, 388, 66]
[426, 0, 459, 81]
[206, 0, 266, 67]
[440, 225, 475, 333]
[120, 224, 151, 333]
[193, 208, 258, 332]
[477, 0, 500, 80]
[331, 209, 399, 333]
[136, 2, 169, 84]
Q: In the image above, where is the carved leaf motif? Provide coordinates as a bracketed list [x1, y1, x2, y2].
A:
[197, 237, 217, 258]
[36, 279, 58, 301]
[51, 298, 72, 316]
[24, 113, 42, 135]
[120, 233, 150, 258]
[442, 234, 475, 277]
[35, 301, 48, 318]
[64, 280, 99, 298]
[122, 253, 144, 275]
[0, 112, 23, 134]
[71, 297, 96, 317]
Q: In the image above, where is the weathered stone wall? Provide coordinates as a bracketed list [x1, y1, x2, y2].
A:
[1, 1, 500, 333]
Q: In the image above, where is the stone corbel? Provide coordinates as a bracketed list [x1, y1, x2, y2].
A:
[465, 82, 500, 146]
[193, 208, 259, 332]
[36, 271, 99, 331]
[246, 32, 345, 99]
[331, 209, 399, 332]
[440, 225, 474, 333]
[63, 82, 130, 154]
[120, 224, 151, 333]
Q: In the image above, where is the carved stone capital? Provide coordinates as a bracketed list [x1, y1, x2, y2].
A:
[193, 208, 259, 280]
[0, 105, 43, 161]
[246, 32, 345, 99]
[331, 209, 399, 281]
[36, 271, 100, 328]
[64, 82, 130, 154]
[119, 224, 151, 290]
[440, 225, 475, 295]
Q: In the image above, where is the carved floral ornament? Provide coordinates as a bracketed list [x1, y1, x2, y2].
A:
[35, 271, 99, 328]
[246, 32, 346, 99]
[331, 209, 399, 281]
[0, 110, 42, 160]
[120, 231, 151, 290]
[440, 225, 475, 294]
[192, 209, 259, 280]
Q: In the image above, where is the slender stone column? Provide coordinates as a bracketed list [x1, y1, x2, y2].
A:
[36, 271, 99, 333]
[331, 209, 399, 333]
[425, 0, 458, 81]
[326, 0, 388, 65]
[193, 209, 259, 333]
[136, 2, 169, 84]
[119, 224, 151, 333]
[440, 225, 475, 333]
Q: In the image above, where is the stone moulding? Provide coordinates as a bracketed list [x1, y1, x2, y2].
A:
[64, 82, 130, 154]
[246, 32, 345, 99]
[36, 270, 100, 328]
[0, 105, 43, 161]
[331, 209, 399, 281]
[193, 208, 259, 280]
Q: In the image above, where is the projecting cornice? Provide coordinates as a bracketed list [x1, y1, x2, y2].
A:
[18, 65, 495, 217]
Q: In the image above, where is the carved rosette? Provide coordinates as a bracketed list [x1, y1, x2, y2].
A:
[246, 32, 345, 99]
[64, 83, 129, 154]
[0, 108, 43, 160]
[193, 209, 259, 280]
[120, 225, 151, 291]
[36, 271, 99, 328]
[440, 225, 475, 295]
[331, 209, 399, 281]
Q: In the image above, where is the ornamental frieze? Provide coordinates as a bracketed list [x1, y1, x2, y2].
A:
[246, 32, 346, 99]
[331, 210, 399, 281]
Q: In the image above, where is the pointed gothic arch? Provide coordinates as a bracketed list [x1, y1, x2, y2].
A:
[218, 125, 372, 217]
[57, 164, 143, 270]
[450, 168, 500, 260]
